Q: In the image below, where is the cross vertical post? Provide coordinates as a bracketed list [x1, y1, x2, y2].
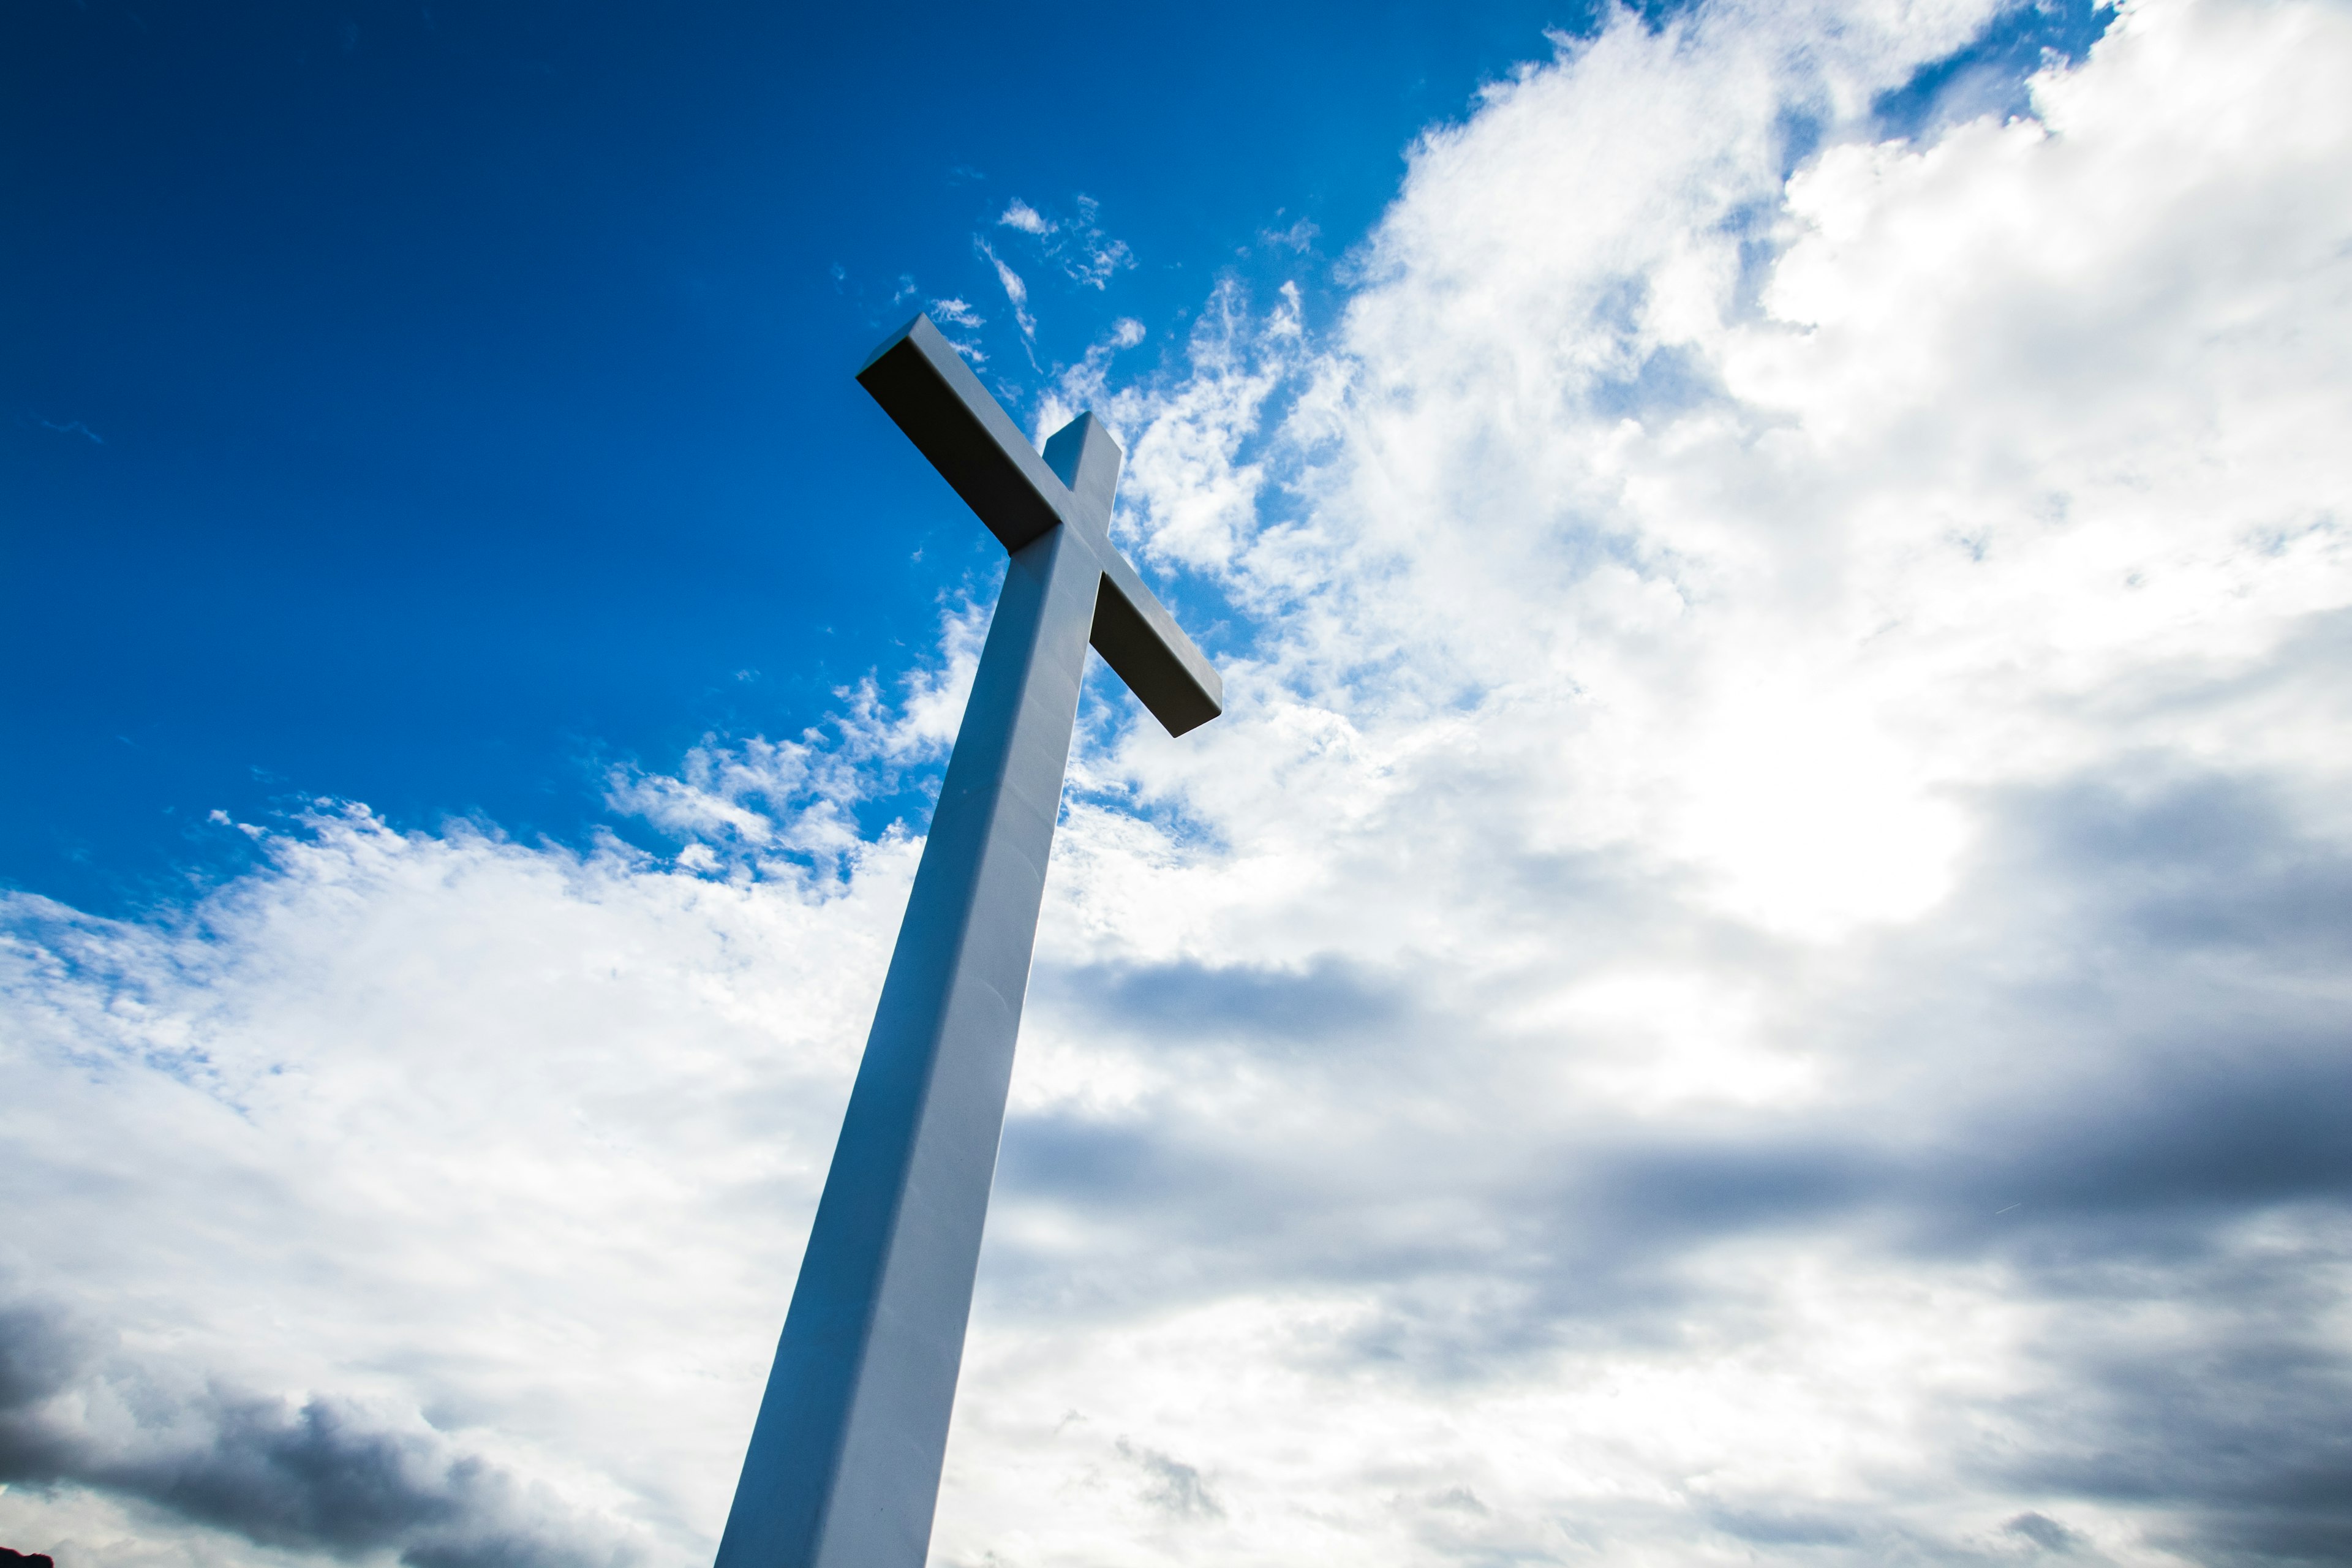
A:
[714, 316, 1222, 1568]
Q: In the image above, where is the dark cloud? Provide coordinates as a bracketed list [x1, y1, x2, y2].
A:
[1045, 954, 1404, 1046]
[1979, 1286, 2352, 1566]
[0, 1296, 631, 1568]
[1115, 1438, 1224, 1522]
[2002, 1512, 2084, 1553]
[0, 1304, 91, 1414]
[1701, 1503, 1863, 1547]
[1888, 767, 2352, 1245]
[992, 756, 2352, 1560]
[2006, 766, 2352, 967]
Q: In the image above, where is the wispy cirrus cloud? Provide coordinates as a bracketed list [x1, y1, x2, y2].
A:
[1031, 314, 1150, 447]
[976, 236, 1038, 344]
[993, 193, 1137, 289]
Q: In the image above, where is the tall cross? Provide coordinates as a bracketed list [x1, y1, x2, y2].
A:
[714, 315, 1223, 1568]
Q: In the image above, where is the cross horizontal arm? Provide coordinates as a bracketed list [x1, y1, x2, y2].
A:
[856, 314, 1080, 552]
[858, 314, 1224, 739]
[1095, 550, 1223, 737]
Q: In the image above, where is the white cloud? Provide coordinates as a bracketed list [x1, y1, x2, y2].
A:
[998, 198, 1052, 235]
[1032, 317, 1155, 450]
[976, 236, 1038, 343]
[1059, 196, 1137, 290]
[9, 1, 2352, 1564]
[1259, 216, 1318, 253]
[1, 807, 918, 1565]
[990, 194, 1139, 294]
[1096, 279, 1304, 574]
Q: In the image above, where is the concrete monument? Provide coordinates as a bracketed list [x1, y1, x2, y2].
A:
[714, 315, 1223, 1568]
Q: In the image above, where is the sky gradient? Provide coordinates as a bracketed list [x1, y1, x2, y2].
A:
[3, 0, 1607, 912]
[6, 0, 2350, 1565]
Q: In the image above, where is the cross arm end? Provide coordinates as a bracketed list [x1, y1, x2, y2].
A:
[856, 315, 1068, 555]
[1093, 553, 1223, 738]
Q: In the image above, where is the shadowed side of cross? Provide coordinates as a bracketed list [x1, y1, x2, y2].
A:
[713, 315, 1223, 1568]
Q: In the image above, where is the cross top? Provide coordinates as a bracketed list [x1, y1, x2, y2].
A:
[856, 313, 1222, 735]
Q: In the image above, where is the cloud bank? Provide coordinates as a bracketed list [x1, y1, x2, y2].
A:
[6, 0, 2351, 1564]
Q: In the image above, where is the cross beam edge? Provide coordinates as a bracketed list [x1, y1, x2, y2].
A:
[1094, 554, 1223, 737]
[856, 315, 1073, 552]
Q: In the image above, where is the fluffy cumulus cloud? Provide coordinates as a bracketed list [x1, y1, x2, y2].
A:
[7, 0, 2352, 1563]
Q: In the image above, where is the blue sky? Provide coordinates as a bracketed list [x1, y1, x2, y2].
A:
[5, 0, 1647, 911]
[8, 1, 2352, 1566]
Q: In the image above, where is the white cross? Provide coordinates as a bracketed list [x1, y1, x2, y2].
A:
[716, 315, 1223, 1568]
